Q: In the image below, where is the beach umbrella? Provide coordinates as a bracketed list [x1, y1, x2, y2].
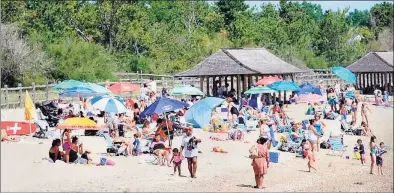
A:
[185, 97, 225, 128]
[24, 91, 35, 133]
[53, 80, 83, 90]
[345, 91, 356, 99]
[170, 85, 205, 96]
[255, 76, 282, 86]
[84, 83, 111, 95]
[90, 96, 128, 113]
[244, 86, 275, 95]
[57, 118, 103, 130]
[298, 94, 326, 103]
[59, 86, 99, 97]
[332, 66, 356, 83]
[268, 80, 300, 91]
[140, 97, 188, 146]
[108, 82, 140, 94]
[297, 83, 322, 95]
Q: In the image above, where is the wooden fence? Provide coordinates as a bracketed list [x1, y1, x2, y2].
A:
[1, 71, 344, 109]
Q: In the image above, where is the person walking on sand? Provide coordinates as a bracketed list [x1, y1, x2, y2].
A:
[180, 127, 201, 178]
[308, 119, 321, 156]
[249, 137, 270, 189]
[361, 103, 372, 126]
[369, 136, 377, 175]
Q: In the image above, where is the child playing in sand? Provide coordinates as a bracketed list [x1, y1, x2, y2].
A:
[376, 142, 387, 175]
[357, 139, 366, 165]
[171, 148, 183, 176]
[304, 143, 316, 172]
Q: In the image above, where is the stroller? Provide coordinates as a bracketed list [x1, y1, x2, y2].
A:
[39, 101, 60, 127]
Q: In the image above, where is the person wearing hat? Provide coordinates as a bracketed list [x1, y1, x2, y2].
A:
[258, 118, 272, 149]
[290, 120, 302, 143]
[180, 127, 201, 178]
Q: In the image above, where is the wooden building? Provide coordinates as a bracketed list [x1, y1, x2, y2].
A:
[174, 48, 306, 97]
[347, 51, 393, 93]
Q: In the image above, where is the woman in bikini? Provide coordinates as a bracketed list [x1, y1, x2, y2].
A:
[61, 129, 72, 163]
[351, 100, 358, 124]
[361, 103, 372, 126]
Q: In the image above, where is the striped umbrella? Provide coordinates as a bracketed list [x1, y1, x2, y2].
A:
[90, 96, 128, 113]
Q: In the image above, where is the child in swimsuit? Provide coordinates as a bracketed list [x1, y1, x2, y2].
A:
[369, 136, 377, 175]
[357, 139, 366, 165]
[376, 142, 387, 175]
[171, 148, 183, 176]
[304, 144, 316, 172]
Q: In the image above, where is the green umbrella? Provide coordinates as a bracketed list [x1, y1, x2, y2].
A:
[244, 86, 275, 94]
[53, 80, 83, 90]
[170, 85, 205, 96]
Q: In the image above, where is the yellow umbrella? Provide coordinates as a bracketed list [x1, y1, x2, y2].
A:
[24, 90, 35, 121]
[57, 118, 102, 130]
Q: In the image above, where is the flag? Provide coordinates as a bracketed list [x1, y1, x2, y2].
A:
[24, 91, 35, 121]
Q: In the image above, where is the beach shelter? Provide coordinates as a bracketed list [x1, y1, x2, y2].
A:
[140, 97, 188, 146]
[53, 80, 83, 90]
[57, 118, 103, 130]
[185, 97, 225, 128]
[332, 66, 356, 83]
[170, 85, 205, 96]
[298, 94, 326, 103]
[244, 86, 275, 94]
[108, 82, 140, 94]
[297, 83, 322, 95]
[90, 96, 128, 113]
[255, 76, 282, 86]
[268, 80, 300, 91]
[24, 91, 35, 133]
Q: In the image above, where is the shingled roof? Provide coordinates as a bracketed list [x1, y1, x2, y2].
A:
[175, 48, 306, 77]
[347, 51, 393, 73]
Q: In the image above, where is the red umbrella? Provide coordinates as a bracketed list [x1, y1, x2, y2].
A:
[298, 94, 326, 103]
[256, 76, 282, 86]
[108, 82, 140, 94]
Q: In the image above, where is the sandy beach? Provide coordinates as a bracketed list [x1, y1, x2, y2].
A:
[1, 103, 393, 192]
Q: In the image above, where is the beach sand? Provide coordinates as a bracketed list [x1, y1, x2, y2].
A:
[1, 103, 393, 192]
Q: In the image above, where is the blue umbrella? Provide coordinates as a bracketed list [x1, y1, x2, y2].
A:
[140, 97, 188, 146]
[297, 83, 322, 95]
[268, 80, 300, 91]
[84, 83, 111, 95]
[59, 87, 99, 97]
[185, 97, 225, 128]
[53, 80, 83, 90]
[345, 91, 356, 99]
[332, 66, 356, 83]
[140, 97, 188, 118]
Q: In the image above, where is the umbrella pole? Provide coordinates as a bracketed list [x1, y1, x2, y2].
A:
[165, 114, 171, 147]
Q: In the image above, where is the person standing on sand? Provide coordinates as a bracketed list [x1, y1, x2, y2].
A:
[180, 127, 201, 178]
[369, 136, 378, 175]
[249, 137, 269, 189]
[361, 103, 372, 127]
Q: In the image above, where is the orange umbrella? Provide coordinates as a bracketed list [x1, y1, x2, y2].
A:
[108, 82, 140, 93]
[256, 76, 282, 86]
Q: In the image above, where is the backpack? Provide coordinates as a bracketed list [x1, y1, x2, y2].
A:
[320, 141, 331, 149]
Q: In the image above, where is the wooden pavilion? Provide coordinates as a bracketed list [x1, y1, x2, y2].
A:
[347, 51, 393, 93]
[174, 48, 307, 97]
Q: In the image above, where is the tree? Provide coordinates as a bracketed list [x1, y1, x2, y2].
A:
[346, 9, 370, 27]
[215, 0, 248, 28]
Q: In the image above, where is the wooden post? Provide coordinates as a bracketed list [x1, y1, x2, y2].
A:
[206, 76, 210, 96]
[32, 82, 36, 103]
[4, 85, 9, 109]
[18, 83, 22, 108]
[218, 76, 222, 88]
[224, 76, 228, 87]
[230, 76, 234, 90]
[242, 75, 247, 93]
[247, 75, 252, 89]
[199, 76, 204, 94]
[237, 75, 241, 98]
[45, 82, 49, 101]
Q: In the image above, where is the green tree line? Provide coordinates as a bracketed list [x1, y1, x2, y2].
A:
[1, 0, 393, 87]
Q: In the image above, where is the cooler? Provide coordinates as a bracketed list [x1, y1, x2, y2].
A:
[269, 150, 280, 163]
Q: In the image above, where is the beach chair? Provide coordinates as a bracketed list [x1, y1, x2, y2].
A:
[102, 133, 127, 156]
[280, 134, 300, 153]
[340, 119, 355, 135]
[262, 106, 270, 114]
[327, 138, 347, 156]
[273, 114, 291, 133]
[146, 140, 167, 165]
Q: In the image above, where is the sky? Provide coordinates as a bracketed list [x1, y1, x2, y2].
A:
[245, 1, 388, 11]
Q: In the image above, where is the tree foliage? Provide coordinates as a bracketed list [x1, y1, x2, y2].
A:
[1, 0, 393, 86]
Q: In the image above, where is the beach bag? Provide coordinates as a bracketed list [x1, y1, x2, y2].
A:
[320, 141, 330, 149]
[100, 157, 107, 166]
[249, 145, 258, 159]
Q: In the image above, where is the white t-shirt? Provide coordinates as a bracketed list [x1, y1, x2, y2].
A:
[182, 134, 199, 158]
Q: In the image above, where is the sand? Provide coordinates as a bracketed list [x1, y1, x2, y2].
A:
[1, 103, 393, 192]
